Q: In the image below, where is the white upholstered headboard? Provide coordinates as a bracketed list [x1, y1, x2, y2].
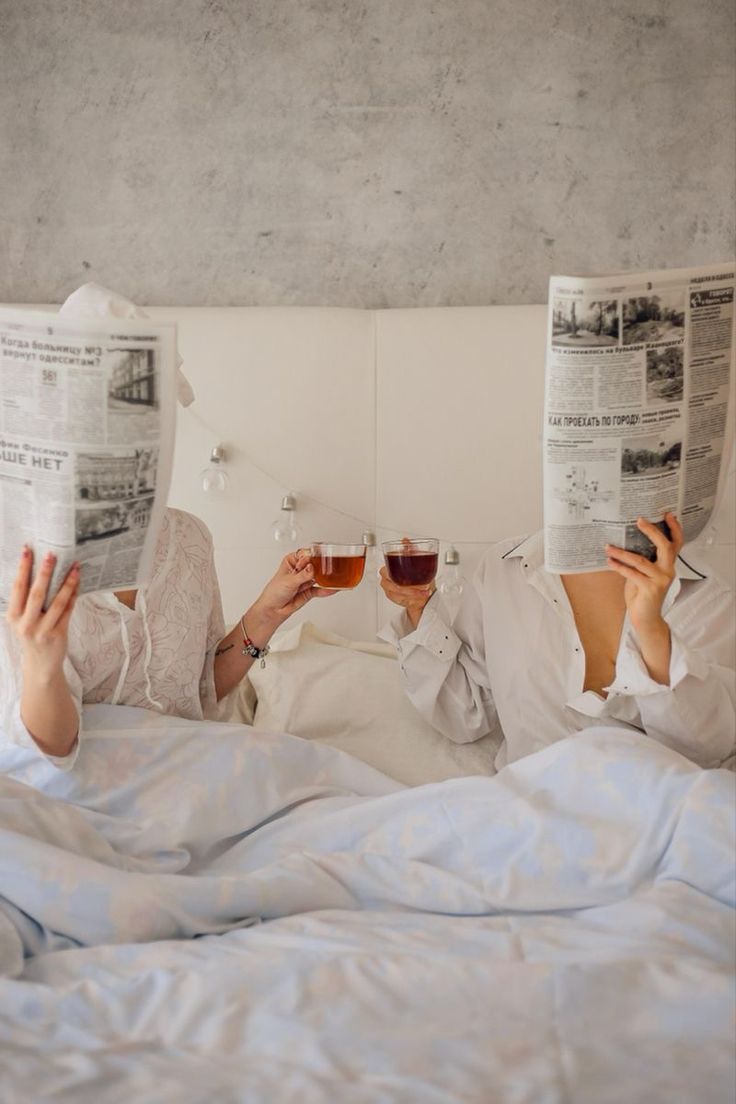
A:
[8, 304, 735, 638]
[159, 304, 550, 638]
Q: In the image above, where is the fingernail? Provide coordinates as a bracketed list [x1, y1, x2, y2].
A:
[22, 545, 30, 557]
[45, 552, 56, 563]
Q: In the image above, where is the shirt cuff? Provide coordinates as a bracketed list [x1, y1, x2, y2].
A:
[7, 699, 80, 771]
[607, 627, 709, 699]
[378, 593, 462, 663]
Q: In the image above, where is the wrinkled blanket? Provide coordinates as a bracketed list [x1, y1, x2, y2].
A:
[0, 706, 733, 1103]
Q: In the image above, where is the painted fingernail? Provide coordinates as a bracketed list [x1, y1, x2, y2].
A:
[22, 545, 30, 557]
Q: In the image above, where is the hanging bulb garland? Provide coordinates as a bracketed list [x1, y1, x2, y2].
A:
[187, 397, 491, 552]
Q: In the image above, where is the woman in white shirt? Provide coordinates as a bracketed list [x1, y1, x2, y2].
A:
[379, 513, 735, 770]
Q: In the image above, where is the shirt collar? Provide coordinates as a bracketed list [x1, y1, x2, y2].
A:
[502, 530, 708, 581]
[501, 532, 545, 568]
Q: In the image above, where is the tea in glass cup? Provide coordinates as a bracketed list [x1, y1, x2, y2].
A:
[306, 543, 366, 589]
[382, 538, 439, 586]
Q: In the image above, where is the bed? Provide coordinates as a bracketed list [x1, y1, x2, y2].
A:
[1, 303, 734, 1102]
[1, 647, 735, 1102]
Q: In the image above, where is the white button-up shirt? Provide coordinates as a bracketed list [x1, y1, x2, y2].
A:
[379, 532, 735, 771]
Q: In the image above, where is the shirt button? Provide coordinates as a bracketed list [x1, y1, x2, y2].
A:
[574, 647, 580, 652]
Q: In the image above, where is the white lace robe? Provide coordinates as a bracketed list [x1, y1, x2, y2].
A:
[1, 509, 225, 770]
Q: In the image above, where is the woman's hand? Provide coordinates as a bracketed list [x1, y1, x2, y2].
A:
[379, 567, 435, 630]
[214, 550, 340, 700]
[246, 549, 338, 642]
[605, 513, 683, 684]
[6, 547, 81, 758]
[6, 547, 80, 679]
[605, 513, 682, 631]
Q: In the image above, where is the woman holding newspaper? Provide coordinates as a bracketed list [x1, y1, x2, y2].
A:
[0, 285, 336, 770]
[1, 514, 334, 769]
[379, 512, 735, 769]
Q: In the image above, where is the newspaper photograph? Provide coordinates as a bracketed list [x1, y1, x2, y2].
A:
[544, 262, 735, 572]
[0, 308, 177, 608]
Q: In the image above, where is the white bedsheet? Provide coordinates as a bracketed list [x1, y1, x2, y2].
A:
[0, 705, 734, 1103]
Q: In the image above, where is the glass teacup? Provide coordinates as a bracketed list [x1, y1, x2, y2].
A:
[305, 543, 366, 589]
[382, 538, 439, 586]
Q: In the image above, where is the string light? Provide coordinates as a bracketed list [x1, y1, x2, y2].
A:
[438, 546, 466, 601]
[362, 530, 380, 586]
[200, 445, 229, 497]
[185, 409, 490, 547]
[272, 493, 301, 546]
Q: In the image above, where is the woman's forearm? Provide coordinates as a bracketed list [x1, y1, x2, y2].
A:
[20, 665, 79, 758]
[213, 550, 332, 701]
[213, 604, 283, 701]
[636, 619, 672, 685]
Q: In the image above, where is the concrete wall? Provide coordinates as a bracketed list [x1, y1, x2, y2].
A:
[1, 0, 734, 307]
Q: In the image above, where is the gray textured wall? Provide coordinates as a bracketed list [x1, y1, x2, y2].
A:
[1, 0, 734, 307]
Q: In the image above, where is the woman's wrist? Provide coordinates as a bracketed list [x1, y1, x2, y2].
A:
[241, 602, 283, 648]
[634, 618, 671, 685]
[632, 612, 669, 642]
[406, 601, 429, 630]
[21, 655, 67, 690]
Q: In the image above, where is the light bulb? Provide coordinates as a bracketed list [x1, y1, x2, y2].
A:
[362, 530, 379, 586]
[200, 446, 229, 497]
[272, 494, 301, 545]
[438, 547, 465, 602]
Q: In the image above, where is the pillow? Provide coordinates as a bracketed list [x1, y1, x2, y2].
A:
[228, 621, 500, 786]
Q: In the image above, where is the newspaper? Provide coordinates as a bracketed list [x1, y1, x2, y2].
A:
[0, 308, 177, 609]
[543, 262, 735, 573]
